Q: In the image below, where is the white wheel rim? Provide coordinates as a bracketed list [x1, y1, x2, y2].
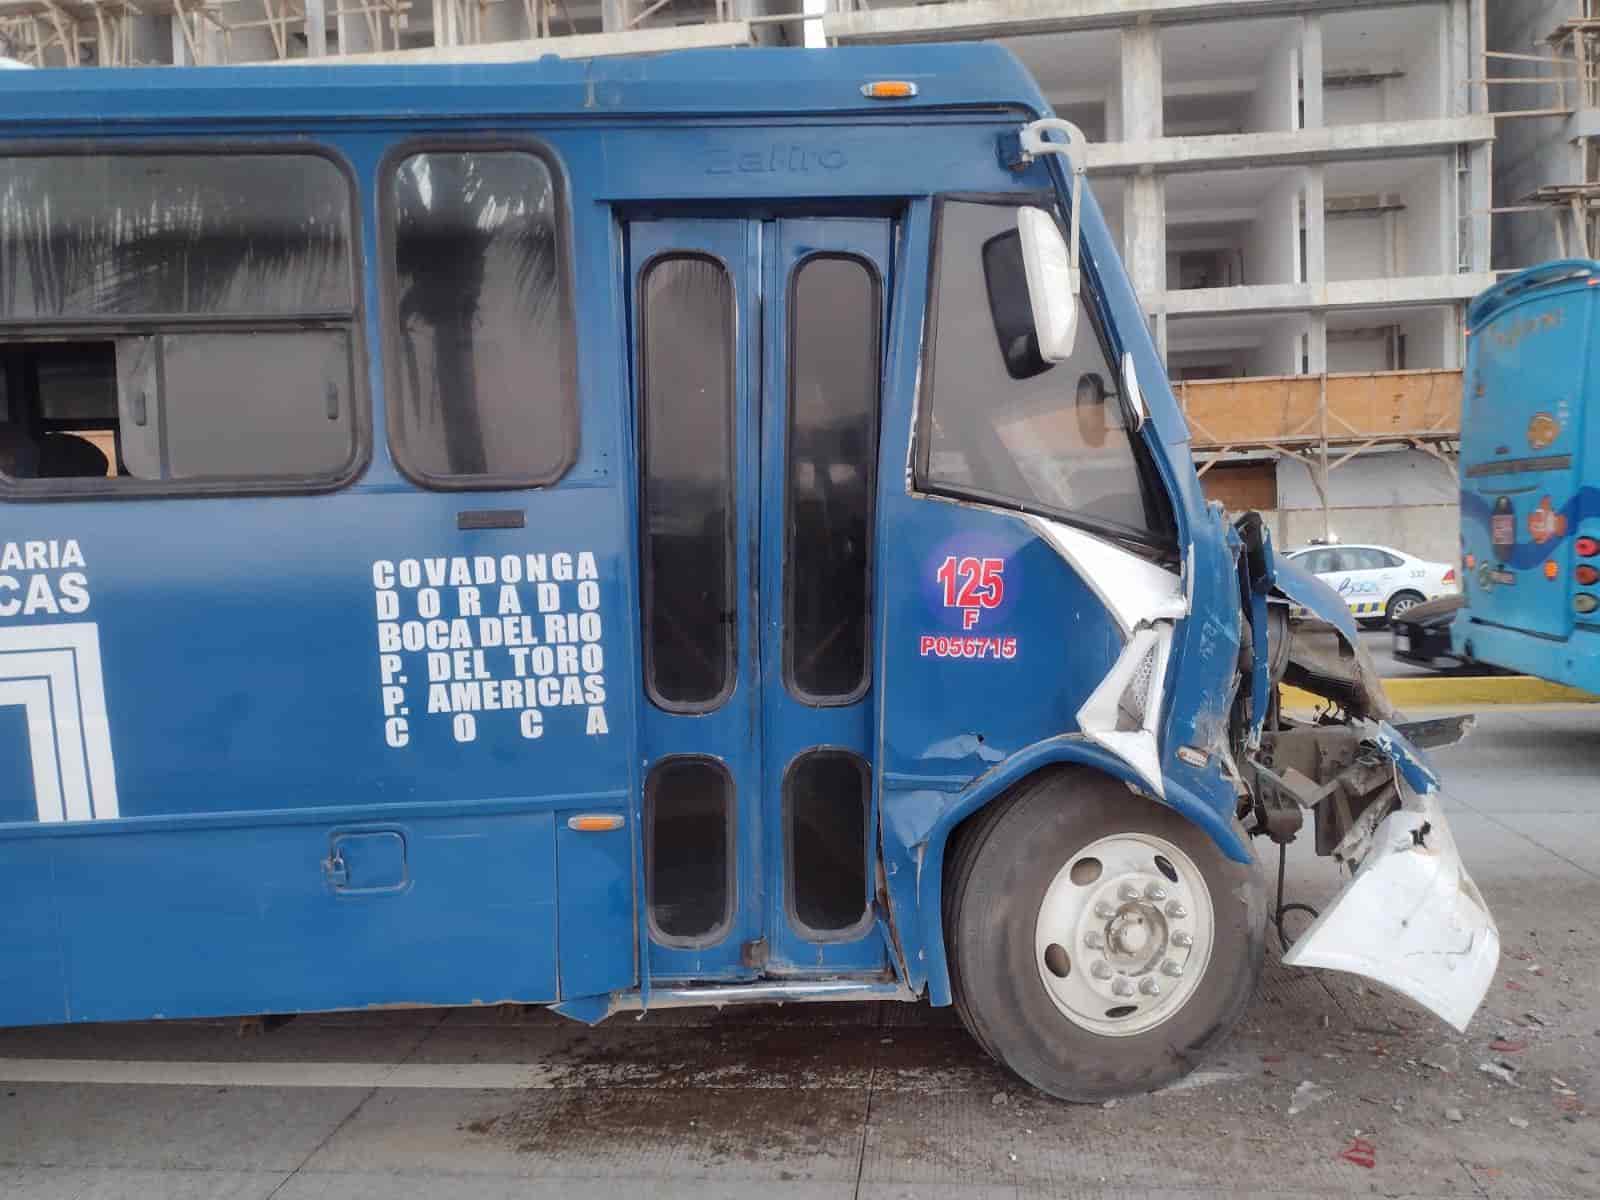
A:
[1390, 596, 1418, 617]
[1033, 832, 1215, 1037]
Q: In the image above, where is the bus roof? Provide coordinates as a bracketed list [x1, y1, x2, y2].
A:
[0, 44, 1047, 126]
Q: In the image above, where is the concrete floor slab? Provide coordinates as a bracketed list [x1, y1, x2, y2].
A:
[275, 1171, 857, 1200]
[0, 1166, 287, 1199]
[0, 1083, 367, 1173]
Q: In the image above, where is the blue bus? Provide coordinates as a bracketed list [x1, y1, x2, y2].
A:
[0, 46, 1496, 1101]
[1456, 261, 1600, 692]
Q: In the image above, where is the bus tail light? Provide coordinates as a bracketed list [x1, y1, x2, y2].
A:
[1577, 594, 1599, 615]
[1577, 537, 1600, 557]
[1545, 561, 1560, 580]
[1578, 565, 1600, 586]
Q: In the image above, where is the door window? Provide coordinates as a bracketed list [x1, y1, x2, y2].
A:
[646, 757, 735, 946]
[785, 750, 870, 937]
[639, 254, 738, 713]
[915, 199, 1174, 548]
[785, 255, 881, 704]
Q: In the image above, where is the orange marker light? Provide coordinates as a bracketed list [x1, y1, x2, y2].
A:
[1464, 554, 1476, 569]
[861, 80, 918, 99]
[1545, 560, 1560, 580]
[567, 814, 624, 833]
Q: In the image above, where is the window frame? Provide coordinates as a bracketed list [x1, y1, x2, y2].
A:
[377, 136, 579, 493]
[782, 250, 883, 708]
[644, 754, 738, 950]
[0, 139, 370, 502]
[782, 746, 874, 944]
[913, 193, 1178, 557]
[636, 248, 741, 717]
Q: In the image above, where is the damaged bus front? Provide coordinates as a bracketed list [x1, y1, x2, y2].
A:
[908, 116, 1499, 1101]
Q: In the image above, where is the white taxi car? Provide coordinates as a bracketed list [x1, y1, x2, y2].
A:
[1282, 543, 1458, 626]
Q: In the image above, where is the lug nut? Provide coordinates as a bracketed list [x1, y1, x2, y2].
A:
[1084, 931, 1105, 950]
[1145, 883, 1167, 901]
[1165, 901, 1187, 920]
[1161, 959, 1183, 978]
[1111, 977, 1134, 997]
[1139, 977, 1161, 997]
[1172, 931, 1194, 949]
[1091, 961, 1113, 980]
[1094, 901, 1116, 919]
[1118, 882, 1141, 902]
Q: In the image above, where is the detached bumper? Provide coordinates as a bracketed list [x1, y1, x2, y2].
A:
[1283, 790, 1498, 1032]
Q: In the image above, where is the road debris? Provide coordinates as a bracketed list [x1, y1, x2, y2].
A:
[1489, 1038, 1527, 1053]
[1338, 1136, 1376, 1169]
[991, 1092, 1007, 1107]
[1421, 1043, 1460, 1073]
[1479, 1061, 1520, 1087]
[1509, 1116, 1530, 1129]
[1288, 1080, 1333, 1116]
[1445, 1107, 1464, 1122]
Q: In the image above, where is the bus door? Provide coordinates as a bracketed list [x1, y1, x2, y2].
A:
[1463, 270, 1593, 640]
[628, 216, 891, 980]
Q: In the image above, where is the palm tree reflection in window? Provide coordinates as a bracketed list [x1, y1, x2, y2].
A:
[391, 151, 573, 483]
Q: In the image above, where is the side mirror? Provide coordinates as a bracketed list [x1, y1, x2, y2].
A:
[1016, 206, 1079, 361]
[1120, 350, 1147, 432]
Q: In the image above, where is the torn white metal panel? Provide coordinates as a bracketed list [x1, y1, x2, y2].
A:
[1284, 791, 1498, 1032]
[1029, 515, 1186, 636]
[1075, 620, 1173, 797]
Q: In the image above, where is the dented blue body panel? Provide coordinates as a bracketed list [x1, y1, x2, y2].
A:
[0, 45, 1313, 1027]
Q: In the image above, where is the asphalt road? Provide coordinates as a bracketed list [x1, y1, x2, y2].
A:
[1, 707, 1596, 1200]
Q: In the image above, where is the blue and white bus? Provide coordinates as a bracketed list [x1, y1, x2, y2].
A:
[0, 46, 1495, 1101]
[1456, 261, 1600, 693]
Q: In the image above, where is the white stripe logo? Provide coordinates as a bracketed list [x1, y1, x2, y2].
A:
[0, 622, 119, 821]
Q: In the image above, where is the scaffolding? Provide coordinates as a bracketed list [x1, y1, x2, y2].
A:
[1176, 368, 1462, 537]
[1480, 4, 1600, 258]
[0, 0, 761, 62]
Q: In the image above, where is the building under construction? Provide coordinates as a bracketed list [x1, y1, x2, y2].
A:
[0, 0, 1531, 559]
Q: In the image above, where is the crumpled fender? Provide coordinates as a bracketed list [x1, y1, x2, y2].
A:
[1271, 555, 1359, 640]
[1269, 557, 1396, 722]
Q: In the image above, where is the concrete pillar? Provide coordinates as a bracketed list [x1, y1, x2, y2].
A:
[1299, 14, 1323, 130]
[1304, 166, 1325, 289]
[1467, 142, 1492, 274]
[1120, 27, 1162, 143]
[1306, 312, 1327, 375]
[304, 0, 327, 56]
[1104, 82, 1123, 144]
[601, 0, 629, 34]
[337, 0, 377, 54]
[1122, 173, 1166, 302]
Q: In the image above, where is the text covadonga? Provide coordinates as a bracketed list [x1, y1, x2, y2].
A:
[371, 551, 608, 748]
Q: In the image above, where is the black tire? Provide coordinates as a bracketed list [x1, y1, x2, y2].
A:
[944, 768, 1266, 1102]
[1385, 590, 1425, 625]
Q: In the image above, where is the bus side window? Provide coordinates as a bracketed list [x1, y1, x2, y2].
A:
[385, 149, 576, 490]
[0, 152, 361, 491]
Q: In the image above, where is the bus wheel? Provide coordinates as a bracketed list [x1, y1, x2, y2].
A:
[945, 770, 1265, 1101]
[1385, 591, 1425, 625]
